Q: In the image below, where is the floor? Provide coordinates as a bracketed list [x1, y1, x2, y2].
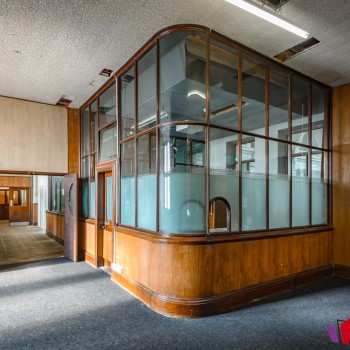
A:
[0, 220, 64, 266]
[0, 258, 349, 349]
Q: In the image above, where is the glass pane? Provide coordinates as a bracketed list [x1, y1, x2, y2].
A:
[138, 46, 157, 132]
[292, 145, 309, 226]
[60, 180, 65, 212]
[269, 65, 289, 140]
[90, 100, 98, 153]
[292, 76, 309, 145]
[121, 67, 135, 139]
[242, 54, 266, 135]
[312, 152, 327, 224]
[209, 39, 239, 130]
[269, 140, 289, 229]
[209, 127, 239, 232]
[89, 154, 95, 218]
[121, 140, 135, 226]
[99, 83, 116, 127]
[312, 85, 326, 148]
[242, 135, 266, 230]
[137, 134, 156, 231]
[99, 124, 117, 163]
[160, 31, 207, 123]
[81, 157, 89, 217]
[81, 108, 89, 156]
[159, 125, 206, 233]
[51, 176, 56, 210]
[106, 175, 113, 221]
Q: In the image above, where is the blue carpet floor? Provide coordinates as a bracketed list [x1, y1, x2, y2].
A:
[0, 258, 349, 349]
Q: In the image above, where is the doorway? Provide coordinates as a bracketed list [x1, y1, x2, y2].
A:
[9, 188, 30, 226]
[209, 197, 231, 233]
[96, 168, 115, 270]
[0, 189, 10, 221]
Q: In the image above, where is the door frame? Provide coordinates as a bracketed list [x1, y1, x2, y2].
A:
[8, 187, 31, 225]
[95, 161, 116, 267]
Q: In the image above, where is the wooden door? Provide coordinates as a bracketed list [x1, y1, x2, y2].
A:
[0, 190, 9, 220]
[102, 171, 113, 267]
[9, 188, 30, 224]
[64, 174, 78, 262]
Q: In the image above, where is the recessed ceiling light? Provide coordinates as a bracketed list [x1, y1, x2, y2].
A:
[225, 0, 309, 38]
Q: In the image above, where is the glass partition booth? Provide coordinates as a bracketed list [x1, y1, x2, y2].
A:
[79, 25, 331, 317]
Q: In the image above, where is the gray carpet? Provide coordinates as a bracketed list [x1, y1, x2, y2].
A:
[0, 258, 349, 350]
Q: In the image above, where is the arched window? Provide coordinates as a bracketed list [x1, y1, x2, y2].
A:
[209, 197, 231, 233]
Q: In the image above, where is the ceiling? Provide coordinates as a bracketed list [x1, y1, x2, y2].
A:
[0, 0, 349, 109]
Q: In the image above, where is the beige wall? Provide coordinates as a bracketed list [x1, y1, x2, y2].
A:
[0, 96, 68, 173]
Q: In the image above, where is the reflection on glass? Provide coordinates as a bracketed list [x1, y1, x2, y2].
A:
[269, 140, 289, 229]
[292, 77, 309, 146]
[209, 39, 239, 130]
[81, 156, 89, 217]
[209, 127, 238, 231]
[121, 140, 135, 226]
[269, 65, 289, 140]
[160, 31, 207, 123]
[90, 100, 98, 153]
[99, 84, 116, 127]
[121, 67, 135, 139]
[81, 108, 89, 156]
[137, 133, 156, 231]
[99, 124, 117, 163]
[242, 135, 266, 230]
[242, 54, 266, 135]
[89, 154, 95, 218]
[159, 125, 206, 233]
[138, 47, 157, 132]
[312, 152, 327, 224]
[312, 85, 326, 148]
[292, 144, 309, 226]
[106, 175, 113, 221]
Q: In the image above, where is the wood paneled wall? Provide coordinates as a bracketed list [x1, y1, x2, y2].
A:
[112, 228, 331, 316]
[68, 108, 80, 174]
[46, 211, 64, 241]
[78, 221, 96, 257]
[0, 176, 31, 187]
[333, 83, 350, 266]
[0, 96, 67, 173]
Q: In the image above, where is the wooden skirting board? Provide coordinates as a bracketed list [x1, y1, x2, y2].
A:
[78, 248, 97, 268]
[333, 264, 350, 278]
[111, 264, 333, 318]
[46, 230, 64, 245]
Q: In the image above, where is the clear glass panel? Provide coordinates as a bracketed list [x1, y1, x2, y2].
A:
[60, 179, 65, 212]
[56, 180, 61, 211]
[90, 100, 98, 153]
[242, 54, 266, 135]
[292, 76, 309, 145]
[269, 65, 289, 140]
[138, 46, 157, 132]
[106, 175, 113, 222]
[99, 124, 117, 163]
[99, 83, 116, 127]
[209, 39, 239, 130]
[121, 67, 135, 139]
[81, 156, 89, 217]
[81, 108, 89, 156]
[209, 127, 239, 232]
[51, 176, 56, 210]
[312, 85, 326, 148]
[121, 140, 135, 226]
[160, 31, 207, 123]
[269, 140, 289, 229]
[292, 145, 309, 226]
[137, 133, 156, 231]
[312, 152, 327, 224]
[159, 125, 206, 233]
[89, 154, 95, 218]
[242, 135, 266, 230]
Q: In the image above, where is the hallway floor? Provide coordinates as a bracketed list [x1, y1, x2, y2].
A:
[0, 221, 64, 266]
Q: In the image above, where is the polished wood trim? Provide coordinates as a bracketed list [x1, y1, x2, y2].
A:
[78, 217, 96, 225]
[0, 176, 31, 188]
[46, 210, 64, 217]
[333, 264, 350, 278]
[78, 248, 97, 267]
[68, 108, 80, 174]
[112, 264, 332, 318]
[116, 225, 332, 245]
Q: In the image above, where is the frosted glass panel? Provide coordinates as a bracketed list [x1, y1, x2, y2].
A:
[312, 152, 327, 224]
[292, 177, 309, 226]
[242, 136, 266, 230]
[89, 180, 95, 218]
[137, 174, 156, 231]
[106, 175, 112, 221]
[269, 140, 289, 229]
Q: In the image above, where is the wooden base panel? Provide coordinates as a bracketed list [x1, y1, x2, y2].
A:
[78, 248, 97, 268]
[46, 231, 64, 245]
[333, 264, 350, 278]
[111, 265, 333, 318]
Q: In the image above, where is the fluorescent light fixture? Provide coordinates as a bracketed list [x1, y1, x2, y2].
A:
[187, 90, 206, 99]
[225, 0, 309, 39]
